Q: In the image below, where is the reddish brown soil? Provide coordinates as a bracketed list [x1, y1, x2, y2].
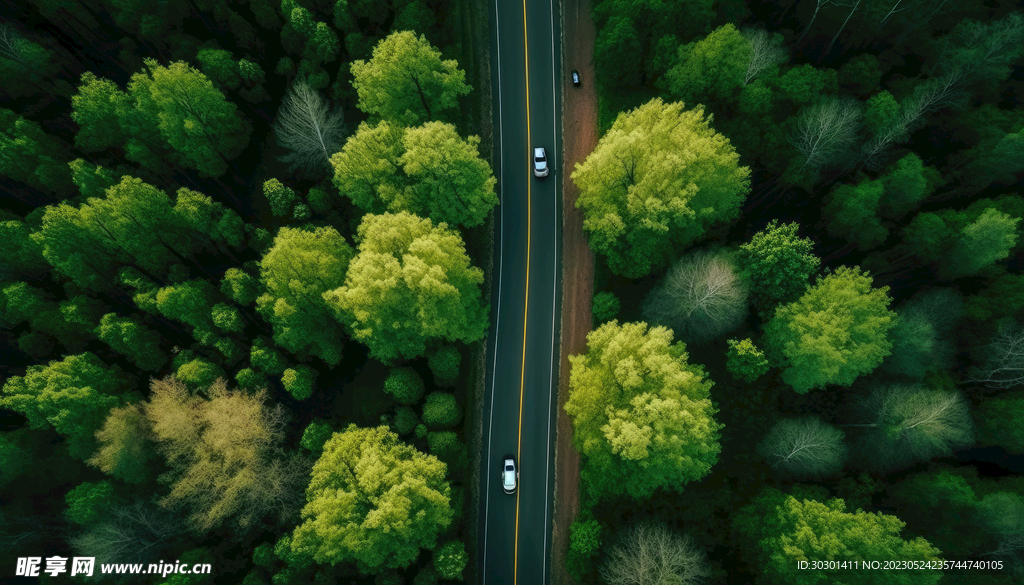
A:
[551, 0, 598, 582]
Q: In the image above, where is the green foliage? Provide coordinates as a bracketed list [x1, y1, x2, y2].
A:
[236, 368, 269, 391]
[351, 31, 471, 125]
[66, 481, 117, 525]
[251, 337, 288, 375]
[176, 358, 226, 390]
[89, 402, 155, 484]
[565, 321, 721, 501]
[734, 488, 942, 585]
[943, 208, 1019, 279]
[412, 565, 439, 585]
[838, 54, 884, 96]
[384, 367, 425, 405]
[0, 108, 73, 197]
[594, 16, 643, 88]
[253, 543, 276, 568]
[975, 391, 1024, 453]
[415, 423, 428, 439]
[290, 424, 453, 572]
[393, 406, 419, 436]
[882, 288, 962, 379]
[592, 291, 620, 324]
[300, 420, 334, 452]
[864, 91, 901, 136]
[736, 220, 820, 316]
[96, 312, 168, 371]
[211, 302, 243, 333]
[263, 179, 298, 218]
[422, 392, 461, 430]
[197, 48, 242, 91]
[569, 517, 602, 559]
[155, 279, 218, 335]
[282, 365, 317, 400]
[432, 540, 467, 581]
[878, 153, 937, 221]
[0, 352, 131, 460]
[324, 212, 488, 362]
[764, 266, 895, 393]
[0, 431, 31, 489]
[0, 218, 47, 278]
[662, 24, 749, 105]
[726, 338, 770, 382]
[330, 120, 405, 211]
[824, 178, 888, 250]
[222, 267, 261, 306]
[428, 346, 461, 387]
[257, 226, 353, 365]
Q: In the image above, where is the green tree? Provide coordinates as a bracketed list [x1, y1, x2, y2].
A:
[235, 368, 268, 391]
[393, 406, 419, 436]
[942, 208, 1019, 279]
[823, 178, 889, 250]
[565, 321, 722, 501]
[592, 291, 620, 324]
[257, 226, 354, 366]
[428, 346, 461, 387]
[300, 420, 333, 452]
[66, 481, 117, 526]
[211, 302, 243, 333]
[71, 72, 129, 153]
[384, 367, 425, 405]
[96, 312, 168, 371]
[196, 48, 242, 91]
[324, 212, 488, 362]
[0, 352, 132, 460]
[0, 108, 73, 197]
[351, 31, 471, 124]
[282, 365, 317, 400]
[155, 279, 219, 335]
[758, 417, 846, 478]
[726, 337, 770, 382]
[250, 337, 288, 375]
[878, 152, 938, 220]
[662, 24, 750, 105]
[734, 488, 942, 585]
[737, 221, 823, 315]
[175, 358, 226, 390]
[68, 158, 119, 199]
[147, 377, 307, 531]
[0, 217, 47, 278]
[421, 392, 461, 430]
[571, 98, 750, 277]
[222, 267, 261, 306]
[290, 424, 453, 572]
[641, 250, 749, 343]
[263, 179, 298, 218]
[764, 266, 895, 393]
[567, 517, 602, 579]
[852, 384, 975, 471]
[89, 402, 155, 484]
[882, 288, 962, 379]
[400, 122, 498, 228]
[975, 391, 1024, 453]
[593, 16, 643, 88]
[330, 120, 406, 211]
[432, 540, 467, 581]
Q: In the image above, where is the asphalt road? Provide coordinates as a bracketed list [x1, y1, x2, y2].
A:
[478, 0, 561, 584]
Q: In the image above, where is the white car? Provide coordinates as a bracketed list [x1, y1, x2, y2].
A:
[502, 456, 518, 494]
[533, 147, 549, 178]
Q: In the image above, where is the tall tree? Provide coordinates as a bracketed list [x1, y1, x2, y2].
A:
[662, 24, 750, 105]
[601, 523, 710, 585]
[290, 424, 453, 572]
[330, 120, 406, 211]
[734, 488, 942, 585]
[941, 208, 1019, 279]
[0, 109, 73, 198]
[0, 352, 133, 460]
[571, 98, 750, 277]
[757, 417, 846, 478]
[564, 321, 722, 501]
[147, 377, 308, 532]
[257, 226, 353, 366]
[736, 220, 820, 316]
[764, 266, 895, 393]
[323, 212, 488, 362]
[89, 402, 156, 484]
[823, 177, 888, 250]
[350, 31, 471, 125]
[850, 384, 974, 471]
[96, 313, 168, 372]
[641, 249, 749, 344]
[274, 81, 346, 177]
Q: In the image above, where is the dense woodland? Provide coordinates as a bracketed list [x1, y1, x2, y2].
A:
[1, 1, 493, 584]
[2, 0, 1024, 585]
[566, 0, 1024, 584]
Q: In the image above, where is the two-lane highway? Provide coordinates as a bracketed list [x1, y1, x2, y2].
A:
[479, 0, 561, 583]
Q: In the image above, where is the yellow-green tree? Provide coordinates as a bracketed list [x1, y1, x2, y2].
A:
[571, 98, 750, 277]
[290, 424, 453, 573]
[564, 321, 722, 501]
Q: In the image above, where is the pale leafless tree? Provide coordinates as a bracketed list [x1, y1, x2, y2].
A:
[601, 523, 710, 585]
[969, 321, 1024, 389]
[791, 96, 862, 173]
[758, 417, 847, 478]
[742, 28, 787, 85]
[275, 81, 347, 177]
[849, 384, 974, 471]
[69, 501, 182, 565]
[825, 0, 862, 56]
[642, 250, 748, 344]
[0, 23, 28, 65]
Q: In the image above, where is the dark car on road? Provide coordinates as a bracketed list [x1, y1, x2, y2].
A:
[571, 70, 580, 86]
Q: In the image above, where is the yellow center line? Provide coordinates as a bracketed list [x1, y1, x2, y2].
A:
[515, 0, 531, 583]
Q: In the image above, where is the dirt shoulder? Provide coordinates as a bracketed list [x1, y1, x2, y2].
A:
[551, 0, 598, 582]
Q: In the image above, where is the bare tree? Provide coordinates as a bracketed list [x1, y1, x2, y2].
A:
[758, 417, 847, 478]
[601, 523, 710, 585]
[275, 81, 347, 177]
[69, 501, 182, 565]
[970, 321, 1024, 389]
[641, 250, 748, 344]
[0, 23, 28, 65]
[742, 28, 788, 85]
[791, 96, 862, 174]
[849, 384, 974, 471]
[825, 0, 862, 56]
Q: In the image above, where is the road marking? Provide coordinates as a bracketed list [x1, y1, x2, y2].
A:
[515, 0, 532, 581]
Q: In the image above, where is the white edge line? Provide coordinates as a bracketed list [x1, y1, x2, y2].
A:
[543, 0, 559, 582]
[482, 0, 505, 580]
